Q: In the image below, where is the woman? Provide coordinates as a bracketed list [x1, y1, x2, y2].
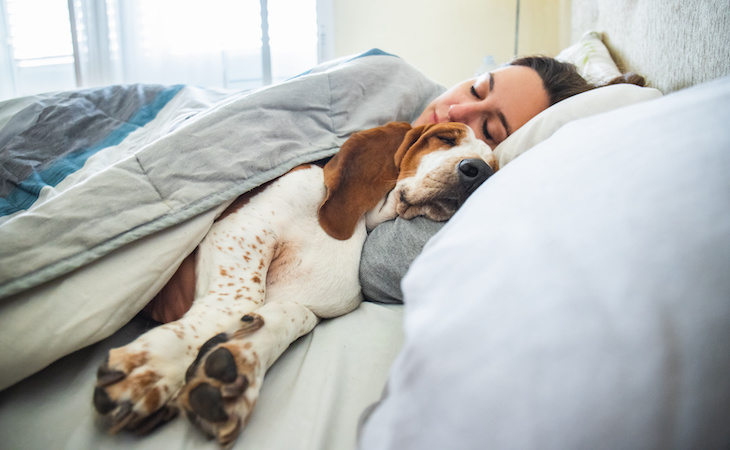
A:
[360, 56, 644, 303]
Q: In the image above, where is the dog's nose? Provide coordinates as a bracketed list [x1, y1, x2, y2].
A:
[457, 158, 494, 195]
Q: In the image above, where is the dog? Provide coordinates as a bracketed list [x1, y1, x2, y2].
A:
[92, 122, 497, 446]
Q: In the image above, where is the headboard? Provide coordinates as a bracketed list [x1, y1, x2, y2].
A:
[571, 0, 730, 93]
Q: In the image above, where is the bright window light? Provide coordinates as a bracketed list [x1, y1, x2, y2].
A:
[6, 0, 74, 65]
[0, 0, 327, 99]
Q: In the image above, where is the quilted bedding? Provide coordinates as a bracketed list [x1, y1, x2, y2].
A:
[0, 50, 445, 389]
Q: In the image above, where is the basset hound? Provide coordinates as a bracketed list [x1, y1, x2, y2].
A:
[92, 122, 497, 446]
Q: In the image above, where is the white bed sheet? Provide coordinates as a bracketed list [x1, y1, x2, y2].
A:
[0, 301, 404, 450]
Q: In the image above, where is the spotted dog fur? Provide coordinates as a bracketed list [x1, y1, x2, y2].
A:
[93, 122, 497, 446]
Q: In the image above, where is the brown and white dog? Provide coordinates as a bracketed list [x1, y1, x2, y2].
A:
[92, 122, 497, 446]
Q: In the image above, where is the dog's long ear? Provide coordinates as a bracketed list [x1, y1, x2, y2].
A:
[319, 122, 412, 240]
[393, 124, 428, 170]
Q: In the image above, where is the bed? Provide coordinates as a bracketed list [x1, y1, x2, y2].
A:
[1, 1, 729, 449]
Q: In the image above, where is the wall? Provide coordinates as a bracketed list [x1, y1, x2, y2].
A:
[571, 0, 730, 93]
[331, 0, 571, 88]
[517, 0, 572, 57]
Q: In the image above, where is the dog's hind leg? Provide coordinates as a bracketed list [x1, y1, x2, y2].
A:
[178, 300, 319, 446]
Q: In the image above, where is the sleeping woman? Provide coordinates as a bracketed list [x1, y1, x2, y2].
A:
[359, 56, 645, 304]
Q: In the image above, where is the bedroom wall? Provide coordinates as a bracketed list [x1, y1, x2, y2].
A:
[571, 0, 730, 93]
[517, 0, 572, 58]
[331, 0, 571, 87]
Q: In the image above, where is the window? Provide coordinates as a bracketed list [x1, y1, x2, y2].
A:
[1, 0, 77, 99]
[0, 0, 333, 100]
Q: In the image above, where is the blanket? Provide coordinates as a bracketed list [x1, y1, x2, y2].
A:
[0, 50, 445, 389]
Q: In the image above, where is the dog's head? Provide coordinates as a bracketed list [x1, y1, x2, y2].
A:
[319, 122, 497, 240]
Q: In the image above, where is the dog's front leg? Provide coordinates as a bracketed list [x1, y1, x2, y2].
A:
[178, 300, 319, 446]
[365, 189, 399, 230]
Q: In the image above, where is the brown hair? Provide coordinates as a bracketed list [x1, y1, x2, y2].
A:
[508, 56, 646, 106]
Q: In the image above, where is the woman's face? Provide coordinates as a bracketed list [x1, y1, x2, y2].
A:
[413, 65, 550, 149]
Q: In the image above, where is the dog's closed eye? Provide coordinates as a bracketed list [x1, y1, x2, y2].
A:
[437, 136, 457, 146]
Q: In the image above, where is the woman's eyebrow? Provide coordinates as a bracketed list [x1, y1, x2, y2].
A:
[489, 73, 513, 137]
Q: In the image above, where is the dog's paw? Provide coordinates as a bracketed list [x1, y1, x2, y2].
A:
[178, 313, 265, 447]
[93, 335, 191, 434]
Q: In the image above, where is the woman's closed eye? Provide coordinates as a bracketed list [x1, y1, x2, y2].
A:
[481, 120, 492, 142]
[470, 85, 493, 141]
[470, 85, 494, 141]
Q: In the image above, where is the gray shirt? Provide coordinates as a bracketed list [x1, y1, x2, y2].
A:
[359, 217, 444, 303]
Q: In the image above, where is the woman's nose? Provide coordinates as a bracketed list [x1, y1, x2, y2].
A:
[447, 103, 480, 124]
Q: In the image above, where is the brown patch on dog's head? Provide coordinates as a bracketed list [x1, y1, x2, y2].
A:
[394, 123, 475, 179]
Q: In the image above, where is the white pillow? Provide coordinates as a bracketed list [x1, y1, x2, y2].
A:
[493, 83, 662, 168]
[359, 76, 730, 450]
[556, 31, 621, 84]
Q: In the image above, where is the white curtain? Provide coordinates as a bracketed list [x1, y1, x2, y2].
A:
[0, 0, 326, 99]
[73, 0, 320, 89]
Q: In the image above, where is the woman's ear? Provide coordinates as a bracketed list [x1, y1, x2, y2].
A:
[318, 122, 412, 240]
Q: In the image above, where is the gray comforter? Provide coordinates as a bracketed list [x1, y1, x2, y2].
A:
[0, 50, 444, 389]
